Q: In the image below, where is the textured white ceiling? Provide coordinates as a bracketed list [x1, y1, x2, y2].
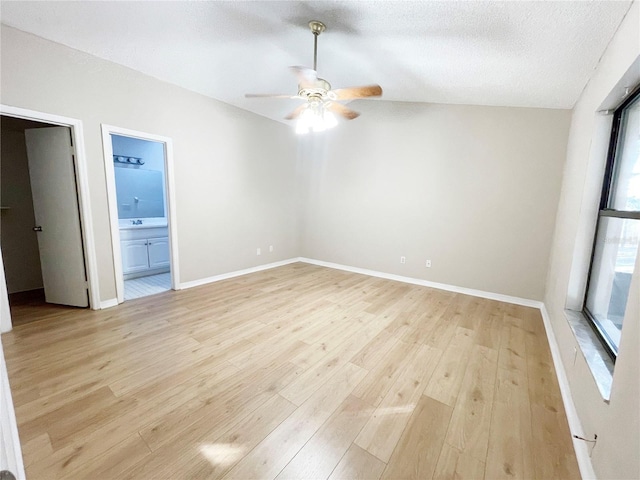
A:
[0, 1, 633, 122]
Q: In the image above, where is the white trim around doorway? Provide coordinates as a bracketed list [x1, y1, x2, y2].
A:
[100, 125, 180, 305]
[0, 104, 101, 314]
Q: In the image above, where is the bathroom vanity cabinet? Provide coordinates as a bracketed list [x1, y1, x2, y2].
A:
[120, 226, 170, 278]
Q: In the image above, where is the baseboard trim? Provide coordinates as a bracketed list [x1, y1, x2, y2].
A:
[100, 298, 119, 309]
[298, 257, 542, 308]
[0, 339, 25, 479]
[179, 258, 300, 290]
[540, 305, 596, 480]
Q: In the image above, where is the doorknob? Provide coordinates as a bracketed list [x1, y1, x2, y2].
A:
[33, 226, 42, 232]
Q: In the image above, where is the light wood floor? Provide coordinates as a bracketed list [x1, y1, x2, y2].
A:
[3, 263, 580, 479]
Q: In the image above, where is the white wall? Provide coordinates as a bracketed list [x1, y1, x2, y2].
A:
[544, 1, 639, 478]
[0, 25, 298, 302]
[0, 25, 574, 307]
[299, 101, 571, 301]
[0, 128, 43, 294]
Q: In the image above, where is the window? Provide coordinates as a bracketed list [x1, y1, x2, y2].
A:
[584, 87, 640, 359]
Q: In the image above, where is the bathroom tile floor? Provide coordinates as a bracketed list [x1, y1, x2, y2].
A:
[124, 272, 171, 300]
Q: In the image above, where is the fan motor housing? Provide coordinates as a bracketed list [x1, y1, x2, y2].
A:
[298, 78, 331, 99]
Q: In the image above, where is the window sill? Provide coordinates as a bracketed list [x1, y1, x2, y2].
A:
[564, 309, 613, 402]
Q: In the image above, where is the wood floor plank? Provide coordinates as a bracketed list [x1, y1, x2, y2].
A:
[185, 393, 297, 479]
[432, 443, 486, 480]
[402, 290, 454, 345]
[365, 282, 412, 315]
[422, 294, 466, 348]
[444, 344, 498, 463]
[455, 296, 485, 332]
[61, 433, 151, 480]
[125, 393, 297, 480]
[276, 395, 372, 480]
[11, 332, 202, 398]
[530, 402, 581, 479]
[26, 410, 153, 479]
[350, 329, 397, 370]
[29, 362, 275, 478]
[423, 326, 474, 407]
[7, 328, 194, 388]
[473, 300, 503, 350]
[354, 344, 441, 462]
[290, 318, 374, 370]
[351, 339, 416, 407]
[328, 444, 386, 480]
[384, 289, 434, 343]
[484, 367, 530, 480]
[15, 378, 106, 425]
[17, 385, 129, 447]
[498, 320, 528, 375]
[2, 263, 580, 480]
[139, 361, 302, 451]
[222, 362, 367, 479]
[280, 316, 388, 406]
[19, 433, 52, 468]
[381, 395, 452, 480]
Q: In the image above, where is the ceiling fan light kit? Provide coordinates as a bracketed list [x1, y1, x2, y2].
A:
[245, 20, 382, 134]
[295, 102, 338, 134]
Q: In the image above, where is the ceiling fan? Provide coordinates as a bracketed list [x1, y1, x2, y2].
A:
[245, 20, 383, 133]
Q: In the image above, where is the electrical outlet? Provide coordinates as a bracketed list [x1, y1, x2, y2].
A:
[256, 248, 261, 256]
[426, 260, 432, 268]
[269, 245, 273, 252]
[400, 256, 406, 264]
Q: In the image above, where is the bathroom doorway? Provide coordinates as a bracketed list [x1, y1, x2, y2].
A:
[102, 125, 179, 303]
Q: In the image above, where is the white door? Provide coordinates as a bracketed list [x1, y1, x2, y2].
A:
[24, 127, 88, 307]
[148, 237, 170, 269]
[121, 239, 149, 274]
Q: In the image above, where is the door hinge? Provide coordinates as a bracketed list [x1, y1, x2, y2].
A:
[84, 280, 89, 290]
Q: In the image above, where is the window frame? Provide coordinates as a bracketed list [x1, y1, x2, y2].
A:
[583, 85, 640, 362]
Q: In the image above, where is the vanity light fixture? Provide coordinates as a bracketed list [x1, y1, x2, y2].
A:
[114, 155, 145, 165]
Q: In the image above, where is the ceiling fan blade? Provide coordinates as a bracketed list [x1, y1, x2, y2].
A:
[331, 85, 383, 100]
[326, 102, 360, 120]
[285, 104, 308, 120]
[290, 66, 318, 88]
[245, 93, 300, 99]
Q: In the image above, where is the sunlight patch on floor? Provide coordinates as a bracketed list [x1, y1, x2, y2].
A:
[199, 443, 246, 466]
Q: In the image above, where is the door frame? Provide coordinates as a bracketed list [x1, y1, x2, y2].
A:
[101, 124, 180, 304]
[0, 104, 100, 315]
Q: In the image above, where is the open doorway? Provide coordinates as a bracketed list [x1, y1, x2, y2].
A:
[1, 117, 48, 309]
[0, 113, 98, 327]
[102, 125, 179, 303]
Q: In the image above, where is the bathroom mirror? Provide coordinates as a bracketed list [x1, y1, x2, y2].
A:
[115, 168, 165, 219]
